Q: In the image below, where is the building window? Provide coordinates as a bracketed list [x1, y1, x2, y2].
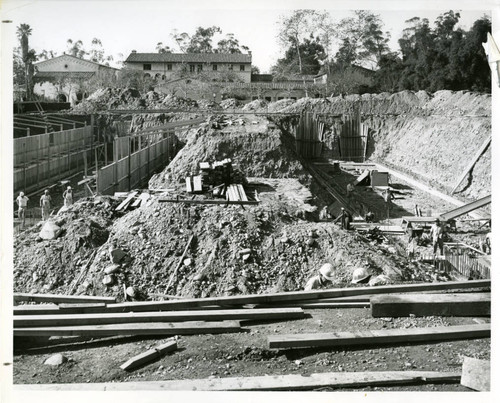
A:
[197, 64, 203, 72]
[228, 64, 233, 71]
[167, 64, 172, 71]
[213, 64, 217, 71]
[240, 64, 245, 71]
[189, 64, 195, 72]
[143, 64, 152, 70]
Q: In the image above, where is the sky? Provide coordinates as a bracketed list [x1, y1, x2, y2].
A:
[0, 0, 494, 72]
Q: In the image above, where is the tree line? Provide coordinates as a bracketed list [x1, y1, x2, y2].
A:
[273, 10, 491, 93]
[14, 10, 491, 101]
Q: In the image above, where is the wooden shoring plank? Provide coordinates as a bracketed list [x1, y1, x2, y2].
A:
[13, 371, 461, 391]
[237, 184, 248, 201]
[255, 301, 369, 309]
[96, 279, 490, 313]
[268, 324, 490, 349]
[14, 307, 305, 328]
[370, 293, 491, 317]
[120, 340, 178, 371]
[452, 136, 491, 193]
[14, 305, 60, 315]
[14, 320, 243, 337]
[166, 234, 194, 292]
[185, 177, 193, 193]
[13, 293, 116, 304]
[115, 191, 138, 211]
[158, 199, 259, 205]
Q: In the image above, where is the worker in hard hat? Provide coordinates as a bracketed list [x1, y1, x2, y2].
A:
[63, 186, 73, 207]
[351, 267, 371, 284]
[304, 263, 336, 291]
[39, 190, 52, 221]
[430, 218, 444, 256]
[16, 191, 29, 227]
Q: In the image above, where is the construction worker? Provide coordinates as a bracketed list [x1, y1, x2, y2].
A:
[304, 263, 336, 291]
[383, 188, 395, 219]
[335, 207, 352, 230]
[40, 190, 52, 221]
[351, 267, 371, 284]
[481, 232, 491, 254]
[364, 210, 375, 223]
[16, 191, 29, 226]
[430, 218, 444, 256]
[414, 204, 422, 217]
[63, 186, 73, 207]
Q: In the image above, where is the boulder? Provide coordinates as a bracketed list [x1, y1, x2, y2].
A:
[44, 354, 68, 366]
[102, 275, 114, 286]
[109, 248, 127, 264]
[39, 221, 62, 240]
[104, 264, 121, 274]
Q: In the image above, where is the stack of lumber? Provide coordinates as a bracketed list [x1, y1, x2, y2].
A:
[226, 184, 248, 202]
[351, 222, 406, 235]
[13, 292, 308, 338]
[115, 191, 139, 211]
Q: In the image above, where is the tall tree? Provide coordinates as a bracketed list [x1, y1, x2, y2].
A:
[66, 39, 86, 58]
[38, 49, 58, 61]
[156, 42, 172, 54]
[186, 26, 221, 53]
[333, 11, 391, 68]
[272, 36, 325, 79]
[16, 24, 36, 100]
[216, 33, 246, 54]
[277, 10, 319, 75]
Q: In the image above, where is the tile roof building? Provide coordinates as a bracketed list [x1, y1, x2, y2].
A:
[124, 51, 252, 83]
[33, 54, 118, 105]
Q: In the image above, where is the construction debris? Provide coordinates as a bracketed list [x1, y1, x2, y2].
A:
[460, 356, 490, 391]
[120, 339, 178, 371]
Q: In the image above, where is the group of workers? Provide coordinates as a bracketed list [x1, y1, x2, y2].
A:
[16, 186, 74, 226]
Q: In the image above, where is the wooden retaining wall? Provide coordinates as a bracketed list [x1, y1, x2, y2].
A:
[293, 112, 324, 158]
[13, 126, 93, 194]
[97, 132, 176, 195]
[339, 111, 369, 162]
[443, 243, 491, 279]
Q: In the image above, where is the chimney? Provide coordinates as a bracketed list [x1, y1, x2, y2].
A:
[131, 50, 137, 53]
[248, 50, 252, 56]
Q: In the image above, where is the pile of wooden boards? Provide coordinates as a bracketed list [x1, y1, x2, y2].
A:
[186, 158, 246, 195]
[114, 191, 151, 211]
[13, 292, 306, 338]
[226, 184, 248, 202]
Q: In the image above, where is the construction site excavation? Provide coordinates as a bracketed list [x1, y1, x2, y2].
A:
[11, 88, 492, 392]
[8, 8, 499, 396]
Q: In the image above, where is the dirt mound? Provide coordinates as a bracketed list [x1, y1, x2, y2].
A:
[149, 115, 309, 189]
[13, 196, 119, 295]
[220, 98, 240, 109]
[242, 99, 267, 111]
[267, 90, 491, 200]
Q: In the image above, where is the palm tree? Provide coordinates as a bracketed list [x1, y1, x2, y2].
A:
[16, 24, 34, 99]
